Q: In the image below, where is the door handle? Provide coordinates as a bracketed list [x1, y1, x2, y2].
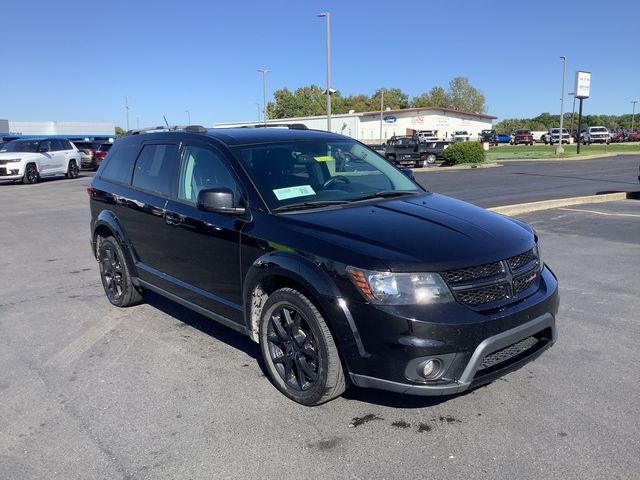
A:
[164, 211, 184, 226]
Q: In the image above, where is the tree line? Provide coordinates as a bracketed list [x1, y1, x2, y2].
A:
[494, 112, 638, 133]
[266, 77, 486, 119]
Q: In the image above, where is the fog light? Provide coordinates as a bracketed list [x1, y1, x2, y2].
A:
[421, 359, 442, 379]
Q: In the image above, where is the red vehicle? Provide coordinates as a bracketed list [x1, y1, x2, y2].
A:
[510, 129, 534, 146]
[93, 143, 112, 166]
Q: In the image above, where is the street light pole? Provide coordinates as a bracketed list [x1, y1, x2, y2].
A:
[255, 102, 261, 123]
[379, 89, 385, 143]
[318, 12, 332, 132]
[257, 69, 270, 126]
[632, 100, 638, 132]
[185, 110, 191, 125]
[557, 56, 566, 155]
[122, 95, 130, 131]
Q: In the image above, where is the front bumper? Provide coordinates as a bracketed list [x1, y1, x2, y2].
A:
[0, 164, 24, 180]
[328, 266, 559, 396]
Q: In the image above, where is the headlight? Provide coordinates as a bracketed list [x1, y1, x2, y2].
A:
[533, 243, 544, 271]
[347, 267, 454, 305]
[5, 158, 22, 163]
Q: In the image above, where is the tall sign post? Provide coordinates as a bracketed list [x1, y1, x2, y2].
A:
[574, 71, 591, 154]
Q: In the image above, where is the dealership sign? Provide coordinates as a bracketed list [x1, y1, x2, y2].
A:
[383, 115, 397, 124]
[575, 71, 591, 99]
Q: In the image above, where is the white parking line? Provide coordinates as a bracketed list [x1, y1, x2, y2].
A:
[558, 207, 640, 218]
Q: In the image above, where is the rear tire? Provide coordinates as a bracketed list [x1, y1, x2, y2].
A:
[259, 287, 346, 406]
[426, 153, 437, 164]
[97, 236, 143, 307]
[22, 163, 39, 184]
[65, 160, 79, 179]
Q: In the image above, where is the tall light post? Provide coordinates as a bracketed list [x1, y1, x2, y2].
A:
[185, 110, 191, 125]
[632, 100, 638, 132]
[257, 69, 269, 126]
[379, 89, 385, 143]
[255, 102, 261, 123]
[122, 95, 130, 131]
[318, 12, 332, 132]
[557, 56, 567, 155]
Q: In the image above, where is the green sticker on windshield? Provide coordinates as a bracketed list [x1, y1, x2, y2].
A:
[314, 155, 334, 162]
[273, 185, 316, 200]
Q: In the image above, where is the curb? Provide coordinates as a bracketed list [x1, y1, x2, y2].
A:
[413, 162, 500, 172]
[492, 151, 639, 162]
[488, 192, 634, 216]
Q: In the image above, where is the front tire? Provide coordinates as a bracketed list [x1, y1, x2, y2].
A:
[259, 288, 346, 406]
[97, 236, 143, 307]
[22, 163, 39, 184]
[66, 160, 79, 179]
[426, 153, 437, 164]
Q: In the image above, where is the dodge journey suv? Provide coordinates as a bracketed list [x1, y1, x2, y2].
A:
[89, 125, 559, 406]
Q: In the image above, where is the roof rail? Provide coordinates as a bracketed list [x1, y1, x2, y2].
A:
[126, 125, 208, 135]
[238, 123, 309, 130]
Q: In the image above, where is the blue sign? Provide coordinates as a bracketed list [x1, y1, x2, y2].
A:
[383, 115, 397, 124]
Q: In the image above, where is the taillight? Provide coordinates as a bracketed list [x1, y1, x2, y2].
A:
[89, 149, 94, 156]
[86, 185, 94, 196]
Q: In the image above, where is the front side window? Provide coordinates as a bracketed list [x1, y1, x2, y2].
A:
[178, 145, 238, 203]
[234, 139, 420, 210]
[132, 144, 179, 196]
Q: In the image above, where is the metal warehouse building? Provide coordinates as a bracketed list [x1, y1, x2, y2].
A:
[215, 107, 497, 143]
[0, 119, 115, 141]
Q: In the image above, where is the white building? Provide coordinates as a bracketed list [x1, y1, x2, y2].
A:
[215, 107, 497, 143]
[0, 119, 115, 141]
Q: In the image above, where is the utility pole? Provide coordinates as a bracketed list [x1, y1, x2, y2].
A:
[318, 12, 332, 132]
[185, 110, 191, 125]
[569, 92, 576, 139]
[257, 69, 269, 126]
[557, 56, 566, 155]
[632, 101, 638, 132]
[379, 89, 385, 143]
[122, 96, 130, 131]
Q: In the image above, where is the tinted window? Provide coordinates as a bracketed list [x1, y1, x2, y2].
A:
[132, 144, 179, 196]
[100, 143, 140, 184]
[178, 145, 238, 203]
[50, 139, 64, 151]
[99, 143, 112, 151]
[60, 139, 73, 150]
[39, 140, 53, 152]
[0, 140, 39, 153]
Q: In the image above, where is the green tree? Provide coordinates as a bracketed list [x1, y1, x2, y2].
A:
[447, 77, 486, 113]
[371, 87, 410, 111]
[115, 126, 126, 138]
[411, 86, 451, 108]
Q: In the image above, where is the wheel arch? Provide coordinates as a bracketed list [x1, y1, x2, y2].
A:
[92, 210, 138, 279]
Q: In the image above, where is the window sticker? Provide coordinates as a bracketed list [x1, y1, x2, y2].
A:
[272, 185, 316, 200]
[313, 155, 334, 162]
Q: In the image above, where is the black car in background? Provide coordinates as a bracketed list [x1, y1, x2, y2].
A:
[89, 126, 559, 405]
[478, 129, 499, 146]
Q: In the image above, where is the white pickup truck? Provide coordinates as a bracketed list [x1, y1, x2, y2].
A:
[452, 131, 471, 142]
[583, 126, 611, 145]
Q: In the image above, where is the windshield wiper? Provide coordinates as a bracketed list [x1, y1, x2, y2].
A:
[272, 200, 351, 212]
[353, 190, 420, 202]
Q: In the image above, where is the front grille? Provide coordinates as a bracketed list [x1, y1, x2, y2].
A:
[479, 336, 539, 371]
[0, 168, 7, 175]
[441, 262, 503, 284]
[457, 284, 509, 306]
[442, 248, 541, 310]
[507, 250, 536, 270]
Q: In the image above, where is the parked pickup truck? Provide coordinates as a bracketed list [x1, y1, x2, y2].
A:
[583, 126, 611, 144]
[545, 128, 570, 145]
[478, 129, 499, 146]
[510, 129, 534, 145]
[385, 136, 444, 167]
[452, 131, 471, 142]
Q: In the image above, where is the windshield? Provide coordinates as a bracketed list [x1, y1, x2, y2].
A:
[234, 140, 421, 210]
[591, 127, 607, 132]
[515, 130, 530, 134]
[392, 137, 416, 146]
[0, 140, 39, 153]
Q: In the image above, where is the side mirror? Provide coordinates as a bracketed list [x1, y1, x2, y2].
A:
[400, 167, 415, 180]
[197, 187, 246, 215]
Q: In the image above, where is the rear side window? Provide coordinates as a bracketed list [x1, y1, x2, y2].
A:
[60, 139, 73, 150]
[132, 144, 179, 196]
[100, 143, 140, 185]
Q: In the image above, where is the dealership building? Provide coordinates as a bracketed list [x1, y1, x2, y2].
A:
[0, 119, 115, 142]
[215, 107, 497, 143]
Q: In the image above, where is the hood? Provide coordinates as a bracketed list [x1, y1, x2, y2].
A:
[0, 152, 40, 161]
[280, 193, 534, 272]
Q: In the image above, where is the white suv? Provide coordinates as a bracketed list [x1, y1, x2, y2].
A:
[583, 126, 611, 145]
[0, 138, 81, 184]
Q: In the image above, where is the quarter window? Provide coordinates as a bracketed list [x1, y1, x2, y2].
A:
[178, 145, 238, 203]
[132, 144, 179, 196]
[100, 143, 140, 185]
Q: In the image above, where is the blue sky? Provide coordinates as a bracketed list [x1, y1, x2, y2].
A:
[0, 0, 638, 127]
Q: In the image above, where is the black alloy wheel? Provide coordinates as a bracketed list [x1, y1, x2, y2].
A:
[267, 305, 319, 392]
[66, 160, 79, 179]
[97, 236, 143, 307]
[23, 163, 39, 184]
[259, 288, 346, 406]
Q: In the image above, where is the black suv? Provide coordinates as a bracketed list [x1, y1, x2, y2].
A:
[89, 126, 559, 406]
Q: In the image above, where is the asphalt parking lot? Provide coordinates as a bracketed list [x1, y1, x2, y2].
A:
[1, 172, 639, 479]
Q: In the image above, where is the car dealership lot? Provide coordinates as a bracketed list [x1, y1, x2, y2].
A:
[1, 171, 639, 479]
